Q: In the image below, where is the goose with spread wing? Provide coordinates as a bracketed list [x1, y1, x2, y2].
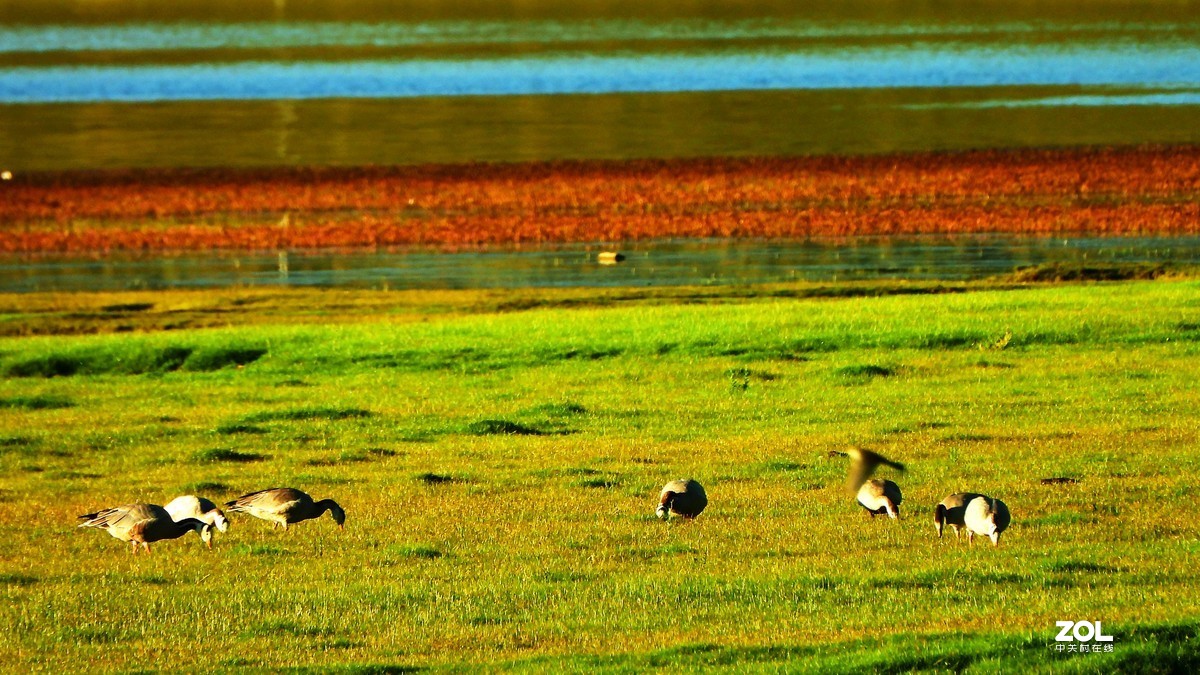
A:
[78, 503, 212, 554]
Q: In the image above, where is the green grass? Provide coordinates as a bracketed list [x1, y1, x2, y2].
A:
[1, 280, 1199, 672]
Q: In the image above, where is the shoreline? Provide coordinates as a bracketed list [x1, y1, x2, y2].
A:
[3, 145, 1198, 254]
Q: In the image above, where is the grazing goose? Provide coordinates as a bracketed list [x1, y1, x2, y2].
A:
[836, 447, 906, 493]
[656, 479, 707, 520]
[164, 495, 230, 533]
[857, 478, 903, 519]
[933, 492, 984, 539]
[963, 495, 1011, 546]
[225, 487, 346, 530]
[78, 503, 212, 554]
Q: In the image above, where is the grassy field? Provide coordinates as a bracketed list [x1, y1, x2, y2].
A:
[2, 279, 1199, 672]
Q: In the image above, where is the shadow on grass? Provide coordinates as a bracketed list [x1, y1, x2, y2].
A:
[184, 481, 230, 492]
[834, 364, 897, 383]
[283, 662, 424, 667]
[3, 344, 265, 377]
[216, 422, 269, 435]
[465, 419, 546, 436]
[241, 406, 372, 424]
[0, 573, 38, 587]
[0, 394, 74, 409]
[194, 448, 266, 463]
[494, 620, 1200, 673]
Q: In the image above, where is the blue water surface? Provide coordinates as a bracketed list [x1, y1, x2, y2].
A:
[2, 45, 1199, 103]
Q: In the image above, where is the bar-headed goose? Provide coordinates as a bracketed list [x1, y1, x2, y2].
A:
[78, 503, 212, 553]
[933, 492, 984, 539]
[857, 478, 903, 519]
[164, 495, 230, 533]
[656, 479, 707, 520]
[225, 487, 346, 530]
[964, 495, 1010, 546]
[836, 446, 906, 493]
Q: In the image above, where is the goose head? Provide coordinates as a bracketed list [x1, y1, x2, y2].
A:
[329, 502, 346, 530]
[196, 521, 214, 548]
[656, 490, 676, 520]
[984, 508, 1002, 545]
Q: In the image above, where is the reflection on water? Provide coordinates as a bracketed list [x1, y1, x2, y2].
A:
[6, 89, 1200, 171]
[3, 237, 1198, 293]
[0, 3, 1198, 169]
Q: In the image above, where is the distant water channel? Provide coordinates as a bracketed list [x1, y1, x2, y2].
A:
[2, 2, 1199, 170]
[3, 236, 1198, 293]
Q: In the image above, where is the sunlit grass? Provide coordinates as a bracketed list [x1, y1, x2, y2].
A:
[1, 280, 1198, 671]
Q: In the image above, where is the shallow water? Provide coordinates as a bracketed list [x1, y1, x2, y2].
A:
[3, 236, 1197, 293]
[5, 45, 1199, 103]
[1, 2, 1198, 170]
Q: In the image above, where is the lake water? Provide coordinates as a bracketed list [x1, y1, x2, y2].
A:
[3, 236, 1197, 293]
[1, 2, 1198, 170]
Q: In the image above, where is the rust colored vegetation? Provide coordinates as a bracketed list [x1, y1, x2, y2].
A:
[2, 146, 1198, 254]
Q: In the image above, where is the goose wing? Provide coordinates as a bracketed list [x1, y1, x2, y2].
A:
[78, 503, 153, 529]
[78, 504, 159, 541]
[845, 448, 906, 492]
[226, 487, 306, 519]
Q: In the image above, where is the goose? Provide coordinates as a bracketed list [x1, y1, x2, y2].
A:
[933, 492, 984, 539]
[164, 495, 230, 533]
[225, 487, 346, 530]
[857, 478, 903, 519]
[78, 503, 212, 554]
[656, 479, 707, 520]
[963, 495, 1011, 546]
[835, 446, 906, 493]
